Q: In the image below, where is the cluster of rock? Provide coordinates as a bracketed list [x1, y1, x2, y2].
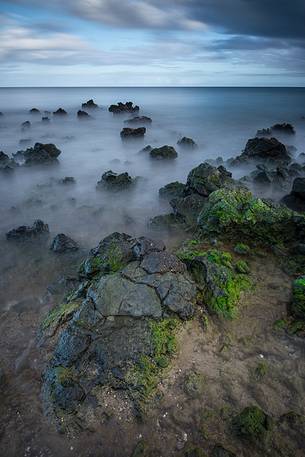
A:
[6, 219, 49, 240]
[0, 151, 18, 173]
[108, 101, 139, 114]
[256, 122, 295, 136]
[228, 137, 291, 167]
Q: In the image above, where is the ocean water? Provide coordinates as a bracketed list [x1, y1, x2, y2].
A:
[0, 87, 305, 307]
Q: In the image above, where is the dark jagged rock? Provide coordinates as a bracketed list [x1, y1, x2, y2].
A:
[81, 99, 98, 109]
[50, 234, 79, 253]
[108, 101, 139, 114]
[124, 116, 152, 125]
[21, 120, 31, 130]
[120, 127, 146, 138]
[0, 151, 18, 172]
[149, 213, 186, 231]
[170, 194, 207, 225]
[229, 137, 291, 166]
[16, 142, 61, 166]
[97, 170, 136, 192]
[186, 163, 235, 197]
[53, 108, 67, 116]
[150, 145, 177, 160]
[177, 137, 197, 149]
[159, 181, 186, 200]
[6, 219, 49, 240]
[282, 177, 305, 211]
[40, 233, 197, 428]
[29, 108, 40, 114]
[77, 110, 90, 119]
[271, 123, 295, 134]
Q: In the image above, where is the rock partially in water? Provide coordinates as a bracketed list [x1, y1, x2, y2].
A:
[53, 108, 67, 116]
[229, 137, 291, 166]
[82, 99, 98, 109]
[120, 127, 146, 138]
[125, 116, 152, 125]
[256, 128, 271, 137]
[150, 145, 177, 160]
[77, 110, 91, 119]
[50, 234, 79, 253]
[0, 151, 18, 172]
[6, 219, 49, 240]
[97, 170, 136, 192]
[170, 194, 207, 226]
[282, 177, 305, 211]
[186, 163, 235, 197]
[42, 116, 50, 123]
[138, 145, 152, 154]
[177, 137, 197, 149]
[109, 101, 139, 114]
[29, 108, 40, 114]
[21, 120, 31, 131]
[271, 122, 295, 134]
[16, 142, 61, 166]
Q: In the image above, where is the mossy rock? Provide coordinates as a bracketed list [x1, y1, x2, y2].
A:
[198, 188, 295, 245]
[233, 243, 250, 255]
[291, 276, 305, 319]
[235, 260, 250, 274]
[159, 181, 186, 200]
[234, 405, 272, 440]
[42, 300, 81, 332]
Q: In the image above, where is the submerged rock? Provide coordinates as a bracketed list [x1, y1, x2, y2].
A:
[40, 233, 197, 428]
[109, 101, 139, 114]
[16, 142, 61, 166]
[125, 116, 152, 125]
[97, 170, 136, 192]
[150, 145, 178, 160]
[81, 99, 98, 109]
[120, 127, 146, 138]
[6, 219, 49, 240]
[256, 128, 271, 137]
[21, 120, 31, 131]
[177, 137, 197, 149]
[50, 234, 79, 253]
[53, 108, 67, 116]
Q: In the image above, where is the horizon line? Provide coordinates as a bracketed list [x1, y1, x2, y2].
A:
[1, 85, 305, 89]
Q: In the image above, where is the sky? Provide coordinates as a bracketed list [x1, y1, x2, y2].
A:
[0, 0, 304, 87]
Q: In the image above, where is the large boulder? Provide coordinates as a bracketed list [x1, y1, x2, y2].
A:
[186, 163, 235, 197]
[96, 170, 136, 192]
[120, 127, 146, 138]
[16, 143, 61, 166]
[159, 181, 186, 200]
[170, 194, 207, 226]
[109, 102, 139, 114]
[40, 233, 197, 428]
[177, 137, 197, 149]
[53, 108, 67, 116]
[6, 219, 49, 240]
[150, 145, 177, 160]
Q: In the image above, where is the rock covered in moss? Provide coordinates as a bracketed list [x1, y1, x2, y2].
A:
[186, 163, 235, 197]
[97, 170, 136, 192]
[40, 233, 197, 428]
[234, 405, 272, 440]
[150, 145, 177, 160]
[234, 243, 250, 255]
[198, 188, 295, 244]
[183, 370, 205, 398]
[291, 276, 305, 319]
[170, 194, 207, 226]
[282, 177, 305, 212]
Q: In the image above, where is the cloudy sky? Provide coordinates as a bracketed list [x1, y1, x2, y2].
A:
[0, 0, 304, 86]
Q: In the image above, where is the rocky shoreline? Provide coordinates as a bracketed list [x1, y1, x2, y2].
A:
[0, 99, 305, 457]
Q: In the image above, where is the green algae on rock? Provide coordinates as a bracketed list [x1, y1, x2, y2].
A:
[234, 405, 272, 440]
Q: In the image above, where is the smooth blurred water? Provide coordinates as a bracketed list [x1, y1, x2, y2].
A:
[0, 87, 305, 247]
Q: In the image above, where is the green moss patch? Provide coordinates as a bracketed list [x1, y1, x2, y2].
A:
[234, 405, 272, 440]
[42, 300, 81, 331]
[292, 276, 305, 319]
